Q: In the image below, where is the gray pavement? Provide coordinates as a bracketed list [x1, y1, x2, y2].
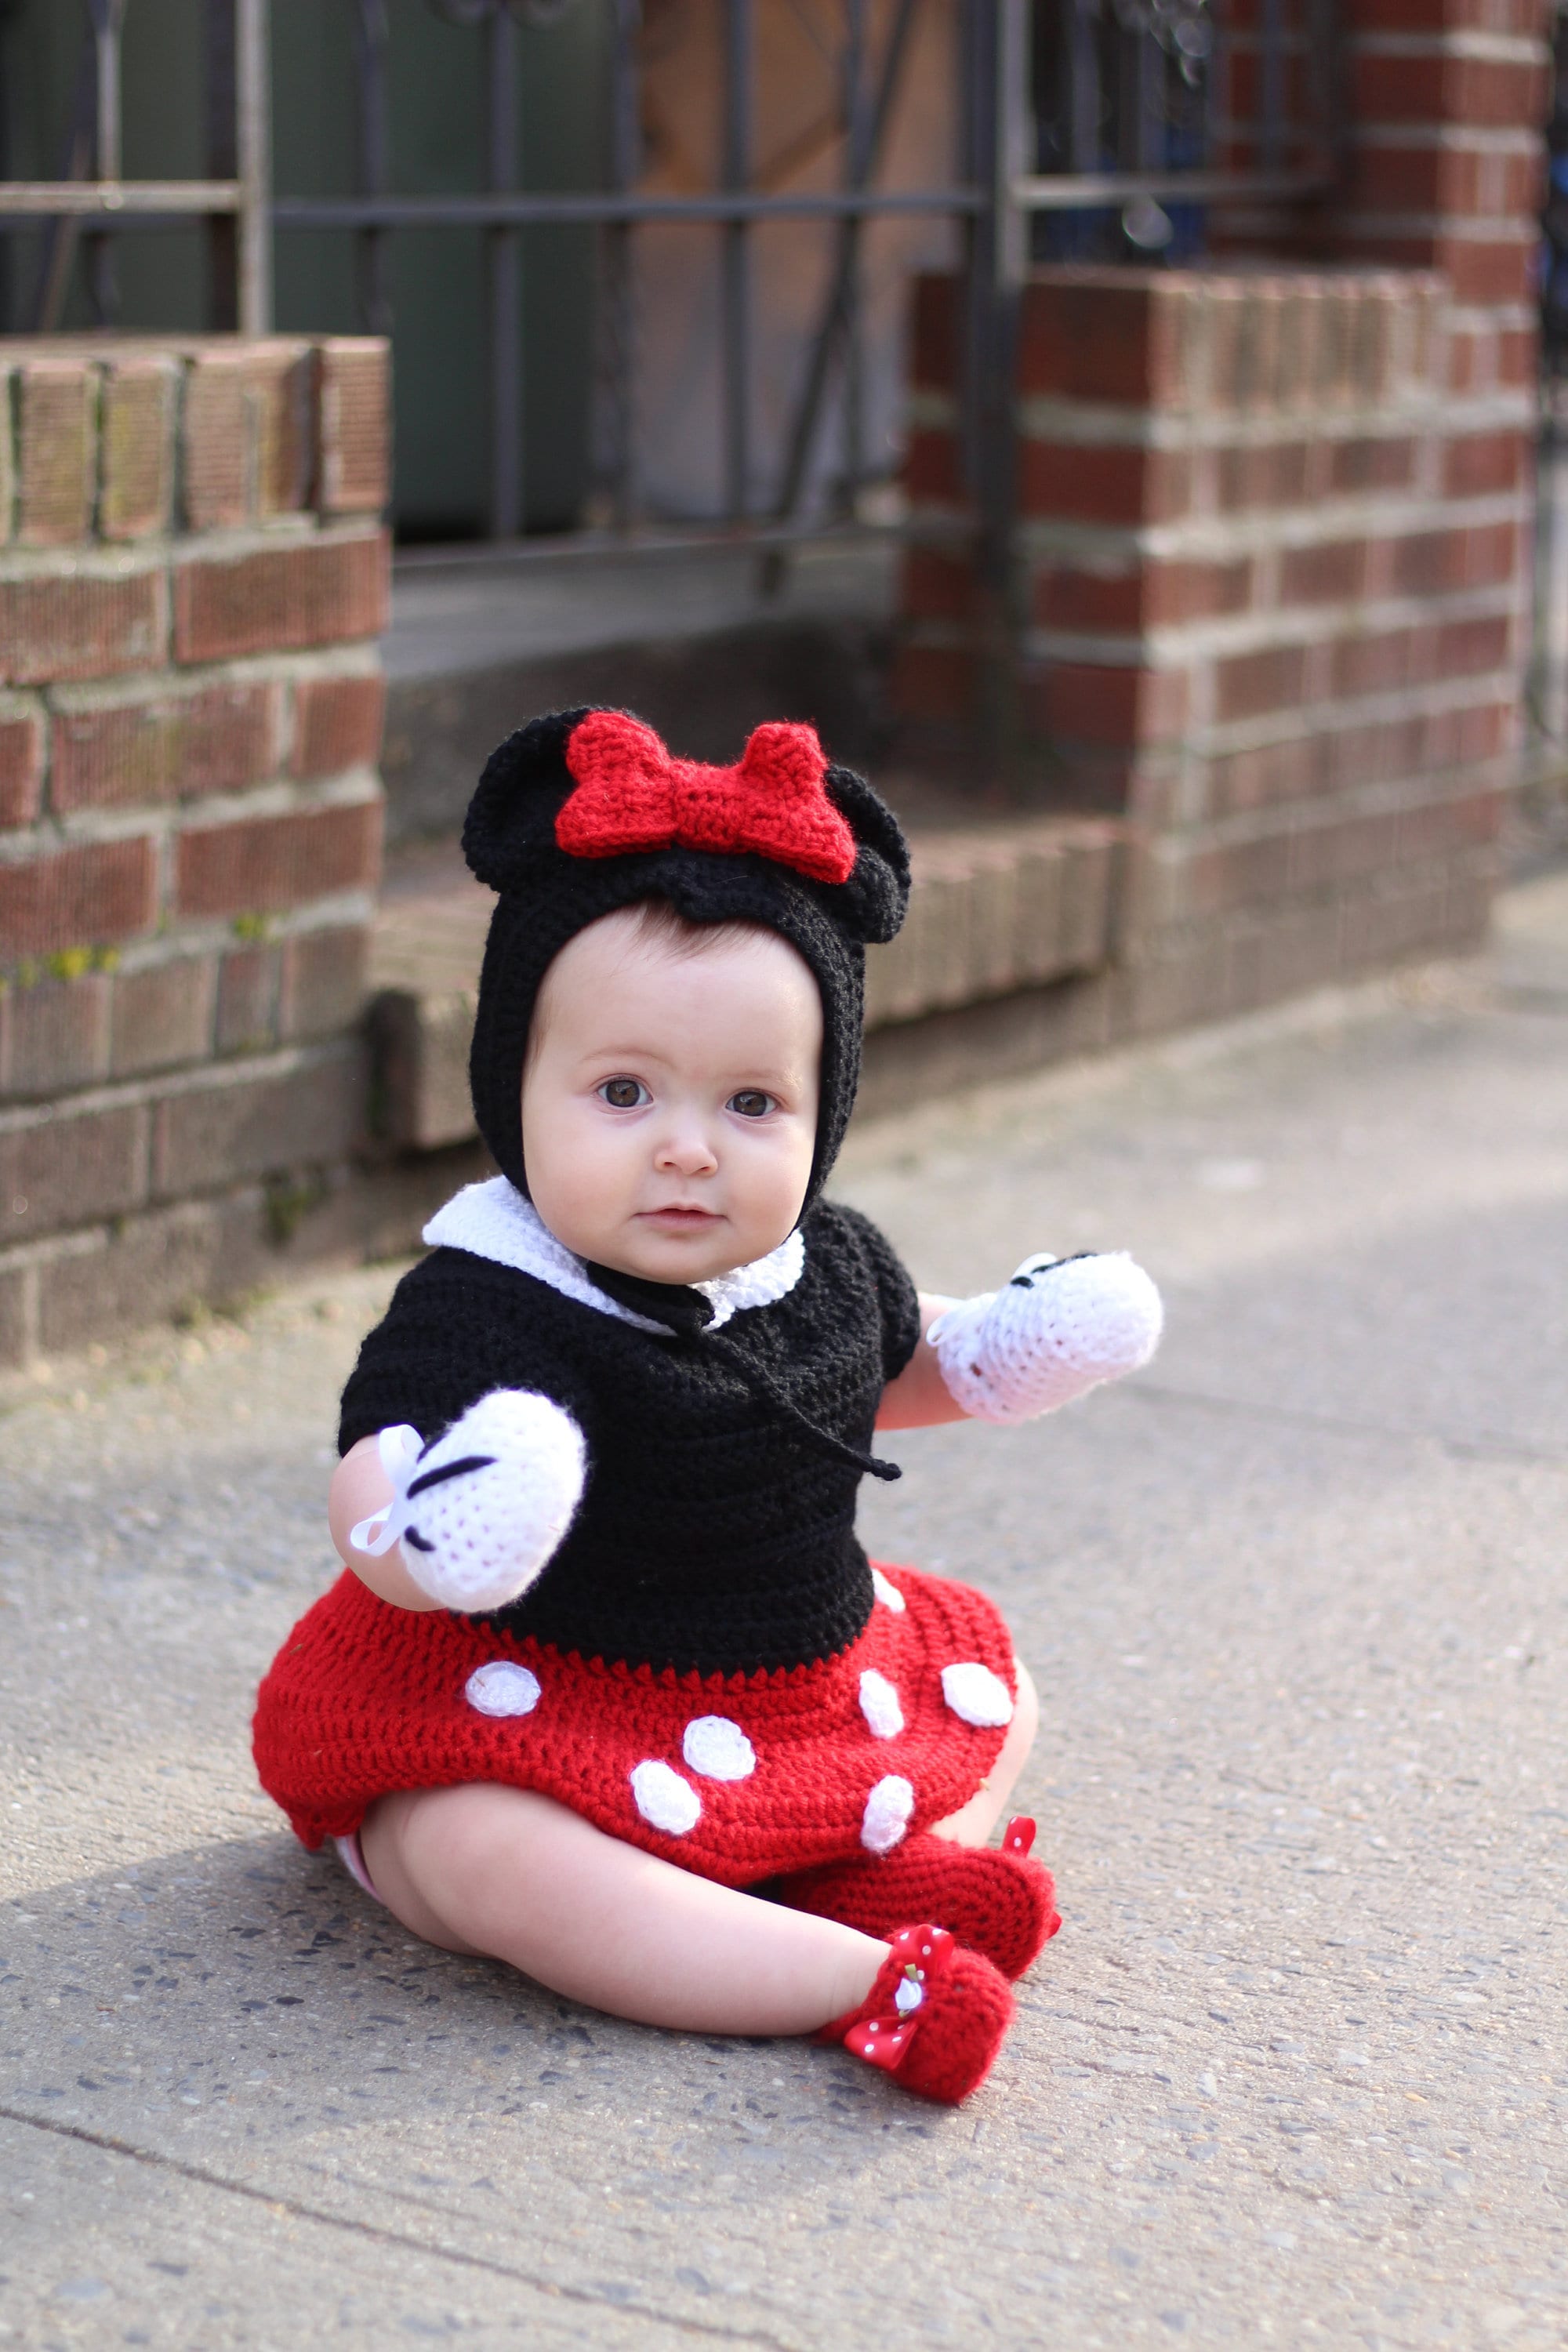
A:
[2, 872, 1566, 2351]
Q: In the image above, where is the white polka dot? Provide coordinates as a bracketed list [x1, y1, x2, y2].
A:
[940, 1661, 1014, 1728]
[630, 1759, 701, 1836]
[870, 1566, 906, 1613]
[861, 1773, 915, 1855]
[464, 1661, 541, 1718]
[681, 1715, 756, 1781]
[858, 1669, 904, 1740]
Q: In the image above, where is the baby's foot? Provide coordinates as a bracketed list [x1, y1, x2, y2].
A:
[817, 1923, 1014, 2103]
[776, 1818, 1060, 1981]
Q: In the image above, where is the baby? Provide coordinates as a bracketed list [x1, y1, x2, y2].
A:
[254, 709, 1161, 2103]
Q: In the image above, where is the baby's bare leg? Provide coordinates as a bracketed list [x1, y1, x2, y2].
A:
[927, 1660, 1040, 1847]
[361, 1783, 887, 2036]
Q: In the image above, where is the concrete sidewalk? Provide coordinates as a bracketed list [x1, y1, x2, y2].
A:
[2, 873, 1566, 2350]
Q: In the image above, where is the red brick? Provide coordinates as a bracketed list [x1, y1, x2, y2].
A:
[1329, 435, 1417, 492]
[1215, 441, 1312, 512]
[0, 836, 158, 956]
[1032, 554, 1254, 631]
[216, 943, 281, 1051]
[1436, 612, 1513, 673]
[890, 642, 974, 723]
[173, 797, 383, 920]
[1041, 662, 1189, 747]
[1017, 270, 1195, 405]
[182, 344, 313, 531]
[314, 339, 390, 514]
[1350, 137, 1544, 214]
[278, 925, 369, 1040]
[0, 971, 111, 1098]
[903, 430, 966, 505]
[1331, 622, 1434, 695]
[1348, 0, 1544, 33]
[172, 530, 390, 662]
[0, 1100, 148, 1241]
[1209, 735, 1326, 814]
[900, 546, 976, 626]
[909, 274, 960, 394]
[1440, 426, 1528, 495]
[1214, 643, 1310, 720]
[110, 955, 217, 1078]
[0, 563, 168, 686]
[16, 360, 96, 546]
[1349, 51, 1548, 130]
[1389, 517, 1520, 592]
[52, 681, 284, 814]
[99, 357, 176, 541]
[1020, 441, 1192, 524]
[151, 1046, 366, 1198]
[0, 695, 45, 827]
[291, 671, 386, 778]
[1280, 539, 1370, 604]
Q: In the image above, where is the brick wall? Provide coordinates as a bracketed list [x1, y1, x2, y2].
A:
[0, 335, 390, 1367]
[894, 0, 1547, 1033]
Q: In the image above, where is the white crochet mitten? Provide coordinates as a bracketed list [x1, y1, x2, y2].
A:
[349, 1388, 588, 1612]
[928, 1250, 1163, 1425]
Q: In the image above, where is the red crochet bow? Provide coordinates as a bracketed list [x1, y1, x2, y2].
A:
[556, 710, 858, 885]
[844, 1923, 956, 2076]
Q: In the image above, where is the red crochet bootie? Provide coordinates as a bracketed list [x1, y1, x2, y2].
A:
[816, 1923, 1015, 2104]
[777, 1818, 1060, 1981]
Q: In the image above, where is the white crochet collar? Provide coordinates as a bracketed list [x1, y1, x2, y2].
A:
[422, 1175, 804, 1334]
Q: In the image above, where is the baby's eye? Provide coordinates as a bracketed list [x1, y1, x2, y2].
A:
[597, 1076, 648, 1110]
[728, 1090, 775, 1120]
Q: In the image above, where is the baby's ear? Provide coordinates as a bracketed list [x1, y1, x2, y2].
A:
[462, 707, 591, 892]
[823, 766, 912, 946]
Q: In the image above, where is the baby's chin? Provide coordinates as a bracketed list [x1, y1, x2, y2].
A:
[595, 1214, 779, 1287]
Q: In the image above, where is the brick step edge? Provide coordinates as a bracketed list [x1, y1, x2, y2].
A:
[368, 817, 1124, 1152]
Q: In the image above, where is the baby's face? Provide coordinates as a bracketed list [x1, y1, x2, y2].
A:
[521, 909, 823, 1284]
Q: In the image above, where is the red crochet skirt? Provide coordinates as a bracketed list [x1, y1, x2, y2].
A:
[252, 1563, 1018, 1889]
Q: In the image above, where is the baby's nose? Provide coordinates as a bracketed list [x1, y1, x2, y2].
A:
[657, 1123, 719, 1174]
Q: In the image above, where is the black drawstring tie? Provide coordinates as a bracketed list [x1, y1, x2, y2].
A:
[586, 1261, 902, 1483]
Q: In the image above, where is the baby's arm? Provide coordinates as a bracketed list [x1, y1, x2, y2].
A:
[329, 1392, 588, 1613]
[877, 1252, 1163, 1432]
[330, 1436, 442, 1610]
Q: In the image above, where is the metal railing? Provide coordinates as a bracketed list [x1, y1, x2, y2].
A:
[2, 0, 1333, 558]
[0, 0, 271, 336]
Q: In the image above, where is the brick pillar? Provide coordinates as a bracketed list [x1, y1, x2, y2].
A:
[895, 0, 1547, 1031]
[0, 335, 390, 1366]
[1337, 0, 1549, 400]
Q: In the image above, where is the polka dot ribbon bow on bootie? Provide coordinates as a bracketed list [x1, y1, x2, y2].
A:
[819, 1924, 1016, 2104]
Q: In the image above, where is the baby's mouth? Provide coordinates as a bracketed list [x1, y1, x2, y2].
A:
[639, 1204, 720, 1225]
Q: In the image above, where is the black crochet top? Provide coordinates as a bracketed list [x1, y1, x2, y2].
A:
[337, 1200, 921, 1678]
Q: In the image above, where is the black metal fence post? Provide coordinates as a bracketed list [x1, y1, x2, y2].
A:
[487, 2, 523, 540]
[961, 0, 1029, 790]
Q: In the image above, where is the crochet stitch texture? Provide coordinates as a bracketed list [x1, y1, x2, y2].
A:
[332, 1197, 921, 1678]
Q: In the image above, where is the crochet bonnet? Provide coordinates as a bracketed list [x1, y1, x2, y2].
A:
[463, 706, 912, 1217]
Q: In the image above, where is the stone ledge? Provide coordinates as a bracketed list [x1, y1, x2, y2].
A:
[368, 815, 1124, 1152]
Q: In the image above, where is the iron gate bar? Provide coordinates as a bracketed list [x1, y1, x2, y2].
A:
[487, 4, 523, 539]
[771, 0, 922, 528]
[352, 0, 392, 339]
[1013, 165, 1327, 205]
[0, 182, 244, 214]
[604, 0, 641, 532]
[272, 190, 985, 223]
[722, 0, 754, 521]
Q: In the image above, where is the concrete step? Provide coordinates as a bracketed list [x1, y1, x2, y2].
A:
[381, 539, 902, 847]
[368, 813, 1123, 1151]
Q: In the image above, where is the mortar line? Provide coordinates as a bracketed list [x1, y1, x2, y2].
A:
[1125, 1380, 1568, 1473]
[0, 2103, 806, 2352]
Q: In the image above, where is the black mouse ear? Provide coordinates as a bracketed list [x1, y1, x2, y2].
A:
[823, 766, 911, 946]
[461, 706, 590, 892]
